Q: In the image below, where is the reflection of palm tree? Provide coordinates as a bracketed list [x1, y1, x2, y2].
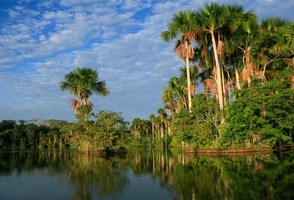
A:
[60, 67, 109, 115]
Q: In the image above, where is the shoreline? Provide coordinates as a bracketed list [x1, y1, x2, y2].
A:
[183, 146, 294, 156]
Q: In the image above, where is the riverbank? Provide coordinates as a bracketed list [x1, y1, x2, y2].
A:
[183, 146, 294, 156]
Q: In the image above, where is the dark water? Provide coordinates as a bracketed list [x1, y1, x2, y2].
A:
[0, 149, 294, 200]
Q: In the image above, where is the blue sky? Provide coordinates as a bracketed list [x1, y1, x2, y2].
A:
[1, 0, 294, 123]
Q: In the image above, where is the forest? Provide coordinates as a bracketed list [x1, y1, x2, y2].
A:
[1, 2, 294, 153]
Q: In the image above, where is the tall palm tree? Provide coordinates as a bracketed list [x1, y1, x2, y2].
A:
[227, 17, 259, 87]
[221, 7, 258, 89]
[161, 10, 197, 112]
[60, 67, 109, 115]
[196, 3, 229, 110]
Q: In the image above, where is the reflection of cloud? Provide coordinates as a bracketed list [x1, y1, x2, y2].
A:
[0, 0, 293, 122]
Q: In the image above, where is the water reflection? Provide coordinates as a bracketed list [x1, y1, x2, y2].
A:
[0, 149, 294, 199]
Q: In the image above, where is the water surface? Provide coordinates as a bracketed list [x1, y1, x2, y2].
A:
[0, 149, 294, 199]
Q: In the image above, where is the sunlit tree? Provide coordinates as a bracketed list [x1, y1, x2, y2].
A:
[60, 67, 109, 121]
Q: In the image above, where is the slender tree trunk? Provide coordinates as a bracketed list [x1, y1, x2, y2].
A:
[234, 66, 241, 90]
[219, 55, 226, 107]
[151, 121, 154, 140]
[167, 120, 171, 135]
[245, 49, 252, 85]
[185, 41, 192, 112]
[211, 31, 224, 110]
[160, 122, 164, 138]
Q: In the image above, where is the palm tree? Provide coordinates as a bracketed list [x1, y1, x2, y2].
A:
[157, 108, 166, 139]
[195, 3, 228, 110]
[161, 10, 197, 112]
[149, 114, 156, 140]
[227, 16, 259, 87]
[179, 65, 198, 97]
[130, 118, 142, 139]
[254, 18, 294, 82]
[163, 76, 188, 113]
[60, 67, 109, 118]
[162, 87, 177, 114]
[221, 6, 258, 89]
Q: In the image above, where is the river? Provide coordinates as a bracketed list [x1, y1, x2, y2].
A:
[0, 148, 293, 200]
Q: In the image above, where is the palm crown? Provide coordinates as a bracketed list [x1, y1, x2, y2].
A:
[60, 67, 109, 111]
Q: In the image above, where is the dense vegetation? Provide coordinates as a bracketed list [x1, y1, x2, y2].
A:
[1, 2, 294, 152]
[135, 2, 294, 150]
[0, 119, 66, 149]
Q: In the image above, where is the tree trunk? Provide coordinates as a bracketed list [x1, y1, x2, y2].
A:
[151, 121, 154, 140]
[211, 31, 224, 110]
[185, 41, 192, 112]
[160, 122, 164, 138]
[219, 55, 226, 107]
[234, 65, 241, 90]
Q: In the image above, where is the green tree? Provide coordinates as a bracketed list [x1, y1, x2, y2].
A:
[163, 76, 188, 112]
[254, 18, 294, 82]
[221, 69, 294, 148]
[195, 3, 228, 110]
[226, 10, 259, 87]
[161, 10, 197, 111]
[149, 114, 156, 140]
[60, 67, 109, 121]
[157, 108, 167, 139]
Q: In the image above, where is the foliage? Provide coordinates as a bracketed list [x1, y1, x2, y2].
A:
[62, 110, 129, 154]
[60, 67, 109, 121]
[155, 2, 294, 150]
[0, 119, 65, 149]
[75, 104, 94, 122]
[171, 95, 221, 149]
[221, 69, 294, 148]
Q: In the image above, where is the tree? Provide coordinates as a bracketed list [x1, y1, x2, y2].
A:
[179, 65, 198, 97]
[163, 76, 188, 113]
[157, 108, 167, 139]
[195, 3, 229, 110]
[225, 9, 258, 87]
[221, 69, 294, 148]
[60, 67, 109, 121]
[161, 10, 197, 112]
[254, 18, 294, 82]
[149, 114, 156, 140]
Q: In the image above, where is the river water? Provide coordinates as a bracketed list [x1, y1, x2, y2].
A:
[0, 148, 293, 200]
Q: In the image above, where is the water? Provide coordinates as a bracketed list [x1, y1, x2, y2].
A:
[0, 149, 294, 200]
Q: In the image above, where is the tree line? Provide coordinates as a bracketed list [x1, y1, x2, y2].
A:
[0, 119, 66, 149]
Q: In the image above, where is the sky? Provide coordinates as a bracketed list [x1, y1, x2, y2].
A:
[0, 0, 294, 124]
